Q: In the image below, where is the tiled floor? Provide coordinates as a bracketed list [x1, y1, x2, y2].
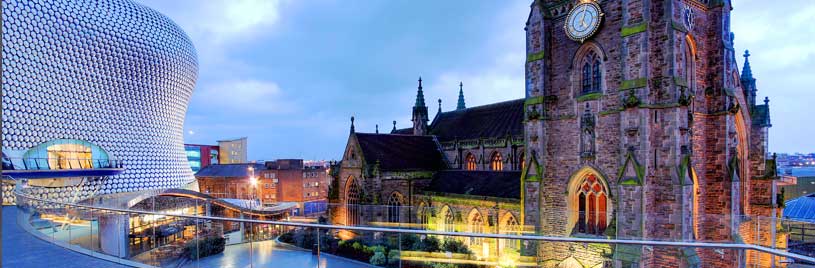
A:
[1, 206, 129, 268]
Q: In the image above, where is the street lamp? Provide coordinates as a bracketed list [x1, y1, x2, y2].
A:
[247, 165, 259, 208]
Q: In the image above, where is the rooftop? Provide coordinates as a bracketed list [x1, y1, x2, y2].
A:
[355, 133, 447, 171]
[428, 98, 524, 142]
[195, 163, 265, 177]
[425, 170, 521, 199]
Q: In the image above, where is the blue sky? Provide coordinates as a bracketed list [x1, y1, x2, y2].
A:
[138, 0, 815, 161]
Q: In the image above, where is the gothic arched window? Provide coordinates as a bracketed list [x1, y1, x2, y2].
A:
[575, 174, 608, 235]
[346, 177, 361, 226]
[580, 52, 602, 95]
[418, 203, 429, 228]
[387, 192, 404, 223]
[440, 206, 456, 233]
[501, 213, 520, 250]
[468, 209, 484, 245]
[465, 153, 477, 171]
[490, 152, 503, 171]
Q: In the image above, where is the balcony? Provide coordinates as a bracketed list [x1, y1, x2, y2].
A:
[2, 157, 125, 179]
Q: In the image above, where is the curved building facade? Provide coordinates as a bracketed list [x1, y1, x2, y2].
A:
[1, 0, 198, 201]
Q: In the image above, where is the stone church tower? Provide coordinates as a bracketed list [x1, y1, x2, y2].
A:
[522, 0, 777, 267]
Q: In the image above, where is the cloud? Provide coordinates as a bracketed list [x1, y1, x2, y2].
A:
[421, 1, 527, 108]
[195, 79, 295, 114]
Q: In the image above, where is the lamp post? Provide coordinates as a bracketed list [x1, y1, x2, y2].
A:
[248, 165, 259, 209]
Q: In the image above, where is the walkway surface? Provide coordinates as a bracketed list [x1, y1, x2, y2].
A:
[1, 206, 129, 268]
[3, 205, 370, 268]
[178, 239, 370, 268]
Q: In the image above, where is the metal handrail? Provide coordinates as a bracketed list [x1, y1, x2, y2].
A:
[2, 157, 124, 170]
[15, 190, 815, 263]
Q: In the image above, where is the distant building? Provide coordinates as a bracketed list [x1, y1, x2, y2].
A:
[195, 159, 330, 215]
[218, 137, 248, 164]
[184, 144, 220, 172]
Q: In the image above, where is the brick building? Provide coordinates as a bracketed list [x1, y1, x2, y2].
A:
[332, 0, 779, 267]
[195, 159, 330, 214]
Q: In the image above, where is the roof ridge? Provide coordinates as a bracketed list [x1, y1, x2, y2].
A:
[437, 98, 524, 115]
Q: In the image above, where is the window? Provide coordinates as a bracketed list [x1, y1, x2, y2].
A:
[465, 153, 477, 171]
[264, 183, 270, 189]
[441, 206, 455, 233]
[518, 152, 526, 171]
[575, 174, 608, 235]
[580, 52, 602, 95]
[501, 214, 520, 251]
[490, 152, 503, 171]
[418, 204, 429, 228]
[468, 210, 484, 245]
[346, 178, 361, 226]
[387, 192, 404, 223]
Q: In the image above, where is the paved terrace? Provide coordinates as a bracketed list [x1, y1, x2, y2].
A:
[1, 206, 129, 268]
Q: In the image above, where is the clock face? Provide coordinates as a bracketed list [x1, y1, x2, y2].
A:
[564, 2, 604, 42]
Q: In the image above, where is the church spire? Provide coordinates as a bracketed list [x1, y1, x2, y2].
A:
[415, 77, 426, 107]
[456, 82, 466, 110]
[740, 50, 758, 107]
[412, 76, 429, 135]
[741, 50, 753, 81]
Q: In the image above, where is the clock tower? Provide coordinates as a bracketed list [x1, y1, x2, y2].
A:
[522, 0, 778, 267]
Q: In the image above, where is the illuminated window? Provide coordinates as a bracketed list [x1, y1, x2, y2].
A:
[518, 152, 526, 171]
[346, 177, 361, 226]
[465, 153, 477, 171]
[47, 143, 93, 169]
[490, 152, 503, 171]
[468, 209, 484, 245]
[575, 174, 608, 235]
[501, 214, 520, 251]
[440, 206, 455, 233]
[418, 204, 429, 228]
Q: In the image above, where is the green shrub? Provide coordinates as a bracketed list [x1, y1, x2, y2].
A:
[399, 234, 420, 250]
[184, 235, 226, 259]
[387, 250, 400, 266]
[337, 239, 374, 263]
[441, 238, 471, 254]
[419, 236, 440, 252]
[370, 251, 387, 266]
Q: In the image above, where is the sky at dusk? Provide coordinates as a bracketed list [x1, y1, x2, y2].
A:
[138, 0, 815, 161]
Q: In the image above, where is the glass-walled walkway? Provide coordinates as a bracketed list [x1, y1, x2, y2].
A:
[8, 190, 815, 268]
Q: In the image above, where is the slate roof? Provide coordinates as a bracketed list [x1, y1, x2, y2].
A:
[391, 127, 413, 135]
[424, 170, 521, 199]
[355, 133, 447, 171]
[195, 163, 265, 177]
[784, 193, 815, 223]
[428, 98, 525, 142]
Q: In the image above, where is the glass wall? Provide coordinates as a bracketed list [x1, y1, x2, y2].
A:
[20, 139, 110, 170]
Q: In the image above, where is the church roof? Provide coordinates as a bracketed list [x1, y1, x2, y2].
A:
[391, 127, 413, 135]
[425, 170, 521, 199]
[428, 98, 525, 142]
[355, 133, 447, 171]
